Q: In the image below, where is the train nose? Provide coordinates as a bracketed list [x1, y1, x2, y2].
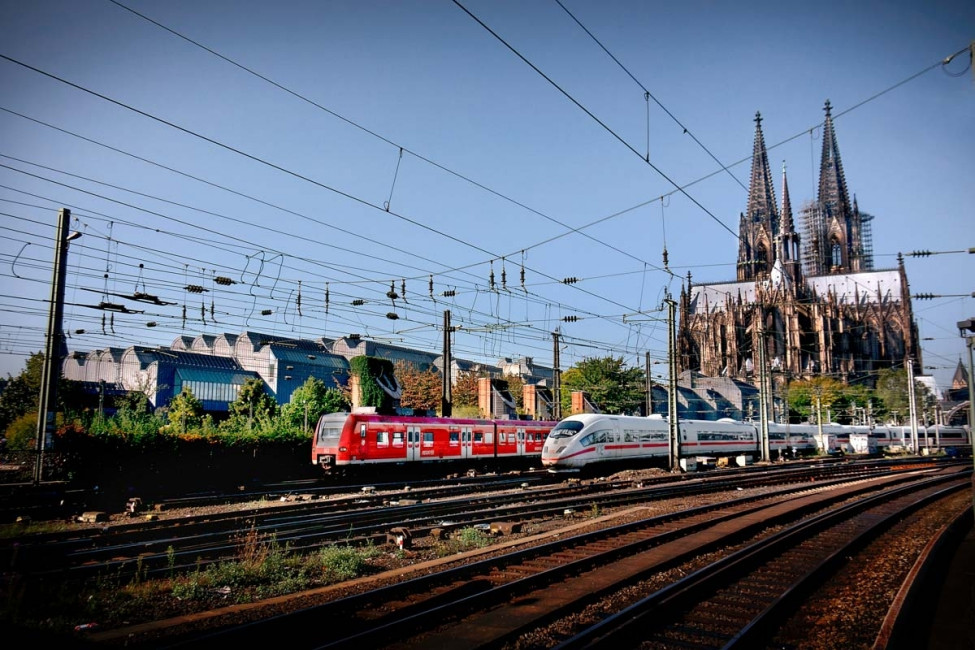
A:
[541, 443, 566, 467]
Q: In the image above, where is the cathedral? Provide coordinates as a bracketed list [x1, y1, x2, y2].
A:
[678, 101, 921, 388]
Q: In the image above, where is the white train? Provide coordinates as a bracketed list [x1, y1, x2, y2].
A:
[540, 414, 971, 471]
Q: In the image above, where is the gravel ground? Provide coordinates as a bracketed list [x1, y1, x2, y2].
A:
[33, 466, 971, 649]
[502, 488, 972, 650]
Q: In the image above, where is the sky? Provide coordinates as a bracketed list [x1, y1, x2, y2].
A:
[0, 0, 972, 394]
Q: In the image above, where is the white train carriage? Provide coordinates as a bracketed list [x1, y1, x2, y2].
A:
[767, 423, 820, 457]
[879, 424, 972, 456]
[541, 414, 762, 471]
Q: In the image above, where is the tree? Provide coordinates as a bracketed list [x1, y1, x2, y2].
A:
[875, 368, 932, 424]
[280, 376, 349, 433]
[395, 361, 441, 412]
[785, 376, 847, 423]
[167, 387, 204, 433]
[228, 378, 277, 422]
[452, 371, 480, 409]
[0, 351, 43, 434]
[505, 375, 525, 413]
[560, 357, 646, 415]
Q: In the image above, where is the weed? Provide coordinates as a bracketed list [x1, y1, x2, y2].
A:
[167, 545, 176, 578]
[454, 527, 492, 550]
[318, 545, 369, 582]
[590, 502, 602, 518]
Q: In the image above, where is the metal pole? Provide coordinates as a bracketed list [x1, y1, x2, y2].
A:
[666, 298, 680, 471]
[645, 351, 652, 416]
[967, 337, 974, 445]
[967, 336, 974, 516]
[552, 329, 561, 420]
[758, 325, 770, 462]
[34, 208, 72, 486]
[815, 392, 824, 453]
[907, 358, 918, 454]
[441, 310, 452, 417]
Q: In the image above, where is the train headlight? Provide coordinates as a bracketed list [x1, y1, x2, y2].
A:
[339, 446, 348, 452]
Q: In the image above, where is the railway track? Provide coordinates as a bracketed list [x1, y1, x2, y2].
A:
[85, 462, 971, 648]
[3, 459, 920, 581]
[552, 471, 969, 649]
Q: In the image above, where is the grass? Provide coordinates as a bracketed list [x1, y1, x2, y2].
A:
[0, 525, 384, 637]
[435, 526, 494, 557]
[0, 519, 77, 539]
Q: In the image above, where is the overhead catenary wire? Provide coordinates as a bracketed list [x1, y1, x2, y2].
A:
[0, 62, 651, 321]
[452, 0, 738, 242]
[553, 0, 749, 193]
[105, 0, 673, 280]
[0, 22, 964, 378]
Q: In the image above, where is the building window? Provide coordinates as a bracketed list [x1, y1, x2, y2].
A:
[831, 240, 842, 268]
[755, 244, 768, 275]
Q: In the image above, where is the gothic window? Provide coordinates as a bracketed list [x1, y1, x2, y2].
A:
[755, 244, 769, 275]
[830, 239, 842, 268]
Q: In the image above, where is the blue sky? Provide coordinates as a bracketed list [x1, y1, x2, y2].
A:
[1, 0, 972, 392]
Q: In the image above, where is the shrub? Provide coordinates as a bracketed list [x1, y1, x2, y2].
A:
[3, 411, 37, 450]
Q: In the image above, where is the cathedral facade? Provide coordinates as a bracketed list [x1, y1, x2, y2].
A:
[678, 101, 921, 387]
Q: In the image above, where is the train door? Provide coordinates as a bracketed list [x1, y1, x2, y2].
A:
[461, 426, 472, 459]
[406, 425, 421, 462]
[516, 427, 526, 456]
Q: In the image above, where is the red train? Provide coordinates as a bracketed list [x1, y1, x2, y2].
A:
[311, 410, 559, 472]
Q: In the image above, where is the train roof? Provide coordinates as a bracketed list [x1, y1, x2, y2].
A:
[321, 411, 558, 426]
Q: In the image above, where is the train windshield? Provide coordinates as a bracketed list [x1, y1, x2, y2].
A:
[315, 417, 345, 446]
[548, 420, 584, 439]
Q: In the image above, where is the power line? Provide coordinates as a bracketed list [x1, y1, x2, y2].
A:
[552, 0, 748, 193]
[452, 0, 739, 242]
[105, 0, 673, 277]
[0, 64, 646, 320]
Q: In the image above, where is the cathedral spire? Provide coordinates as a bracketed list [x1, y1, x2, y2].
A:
[737, 112, 780, 281]
[817, 100, 851, 223]
[780, 161, 794, 233]
[746, 111, 779, 231]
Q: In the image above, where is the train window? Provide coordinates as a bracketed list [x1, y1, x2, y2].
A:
[422, 431, 434, 446]
[549, 420, 584, 438]
[449, 431, 460, 445]
[639, 431, 664, 442]
[360, 424, 367, 439]
[499, 432, 506, 443]
[376, 431, 388, 447]
[517, 431, 525, 442]
[580, 434, 593, 447]
[474, 431, 483, 443]
[485, 432, 494, 444]
[393, 431, 404, 446]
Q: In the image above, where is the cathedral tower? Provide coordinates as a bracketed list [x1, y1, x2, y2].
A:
[801, 100, 865, 276]
[737, 112, 780, 281]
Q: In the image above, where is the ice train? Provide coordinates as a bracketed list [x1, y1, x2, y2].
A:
[540, 413, 971, 471]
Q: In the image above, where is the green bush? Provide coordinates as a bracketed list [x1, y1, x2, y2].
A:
[3, 411, 37, 450]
